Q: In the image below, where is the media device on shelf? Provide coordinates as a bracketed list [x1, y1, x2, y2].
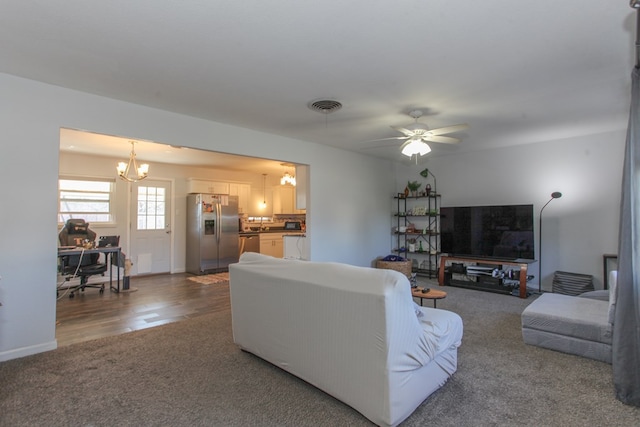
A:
[439, 204, 535, 262]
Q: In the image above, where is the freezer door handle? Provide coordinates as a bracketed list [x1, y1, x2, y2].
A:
[216, 202, 221, 244]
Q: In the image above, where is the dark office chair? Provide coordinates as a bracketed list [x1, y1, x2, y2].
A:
[58, 219, 108, 298]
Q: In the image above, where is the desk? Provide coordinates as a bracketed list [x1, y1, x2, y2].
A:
[58, 246, 122, 293]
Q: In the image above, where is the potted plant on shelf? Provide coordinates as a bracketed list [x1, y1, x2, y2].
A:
[407, 181, 422, 197]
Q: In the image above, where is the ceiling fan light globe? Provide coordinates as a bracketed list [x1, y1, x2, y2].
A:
[417, 143, 431, 156]
[401, 140, 431, 157]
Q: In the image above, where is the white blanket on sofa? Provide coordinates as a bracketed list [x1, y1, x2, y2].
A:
[229, 252, 463, 426]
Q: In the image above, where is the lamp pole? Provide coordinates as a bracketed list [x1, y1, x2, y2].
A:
[538, 192, 562, 293]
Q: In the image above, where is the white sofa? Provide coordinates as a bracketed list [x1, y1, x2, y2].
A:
[229, 252, 463, 427]
[521, 271, 617, 363]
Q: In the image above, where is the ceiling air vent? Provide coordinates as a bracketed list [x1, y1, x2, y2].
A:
[308, 99, 343, 114]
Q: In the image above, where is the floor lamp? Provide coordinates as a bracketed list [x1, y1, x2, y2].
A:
[538, 192, 562, 293]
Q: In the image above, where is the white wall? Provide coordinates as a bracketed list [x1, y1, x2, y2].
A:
[3, 69, 625, 361]
[0, 73, 394, 361]
[395, 131, 625, 291]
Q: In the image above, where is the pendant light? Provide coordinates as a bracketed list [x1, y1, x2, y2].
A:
[259, 174, 267, 209]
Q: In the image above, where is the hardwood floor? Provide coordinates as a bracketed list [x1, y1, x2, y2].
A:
[55, 273, 230, 347]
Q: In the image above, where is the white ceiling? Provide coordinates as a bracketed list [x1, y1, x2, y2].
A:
[1, 1, 636, 170]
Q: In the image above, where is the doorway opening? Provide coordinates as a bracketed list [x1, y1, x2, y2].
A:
[57, 127, 309, 345]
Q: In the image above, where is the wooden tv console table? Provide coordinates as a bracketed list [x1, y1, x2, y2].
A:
[439, 256, 535, 299]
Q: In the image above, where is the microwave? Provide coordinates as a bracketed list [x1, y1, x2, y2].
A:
[284, 221, 302, 231]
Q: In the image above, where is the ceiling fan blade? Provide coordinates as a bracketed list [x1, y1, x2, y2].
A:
[360, 136, 407, 144]
[428, 123, 469, 136]
[390, 126, 415, 137]
[361, 143, 401, 150]
[424, 135, 460, 144]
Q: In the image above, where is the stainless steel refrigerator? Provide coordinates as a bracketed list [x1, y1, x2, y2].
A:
[186, 193, 239, 274]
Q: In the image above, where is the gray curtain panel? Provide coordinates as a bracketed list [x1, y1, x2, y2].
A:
[613, 66, 640, 406]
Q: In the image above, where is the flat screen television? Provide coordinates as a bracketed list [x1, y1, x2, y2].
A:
[440, 204, 535, 261]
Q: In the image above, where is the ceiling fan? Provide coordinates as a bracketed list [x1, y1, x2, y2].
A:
[370, 110, 468, 157]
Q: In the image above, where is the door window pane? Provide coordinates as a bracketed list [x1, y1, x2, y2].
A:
[137, 186, 165, 230]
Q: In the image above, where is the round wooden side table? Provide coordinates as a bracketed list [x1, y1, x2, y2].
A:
[411, 287, 447, 308]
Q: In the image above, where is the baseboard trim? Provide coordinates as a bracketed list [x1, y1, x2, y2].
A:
[0, 340, 57, 362]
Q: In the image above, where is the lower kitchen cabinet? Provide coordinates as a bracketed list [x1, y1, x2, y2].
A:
[259, 233, 284, 258]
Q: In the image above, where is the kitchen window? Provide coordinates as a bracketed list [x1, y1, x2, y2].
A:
[58, 177, 115, 224]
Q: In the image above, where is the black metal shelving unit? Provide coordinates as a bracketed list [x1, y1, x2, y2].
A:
[393, 193, 440, 278]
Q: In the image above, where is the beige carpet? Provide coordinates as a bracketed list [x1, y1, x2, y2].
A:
[187, 272, 229, 285]
[2, 284, 640, 426]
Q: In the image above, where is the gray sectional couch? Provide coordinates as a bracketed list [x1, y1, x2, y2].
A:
[521, 271, 617, 363]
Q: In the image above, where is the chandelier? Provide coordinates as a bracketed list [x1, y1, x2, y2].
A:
[280, 163, 296, 186]
[116, 141, 149, 182]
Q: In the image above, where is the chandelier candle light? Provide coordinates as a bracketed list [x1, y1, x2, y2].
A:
[117, 141, 149, 182]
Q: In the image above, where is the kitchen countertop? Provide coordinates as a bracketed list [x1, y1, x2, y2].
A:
[239, 229, 304, 235]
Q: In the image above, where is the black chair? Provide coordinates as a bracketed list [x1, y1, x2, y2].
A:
[58, 219, 108, 298]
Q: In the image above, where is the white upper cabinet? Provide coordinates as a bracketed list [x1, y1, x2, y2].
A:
[273, 186, 294, 214]
[229, 183, 251, 214]
[295, 165, 307, 210]
[188, 179, 251, 213]
[187, 179, 229, 195]
[273, 185, 305, 214]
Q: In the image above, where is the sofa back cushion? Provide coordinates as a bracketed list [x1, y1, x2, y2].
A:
[229, 252, 424, 372]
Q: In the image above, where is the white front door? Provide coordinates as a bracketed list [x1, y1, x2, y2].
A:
[129, 180, 172, 275]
